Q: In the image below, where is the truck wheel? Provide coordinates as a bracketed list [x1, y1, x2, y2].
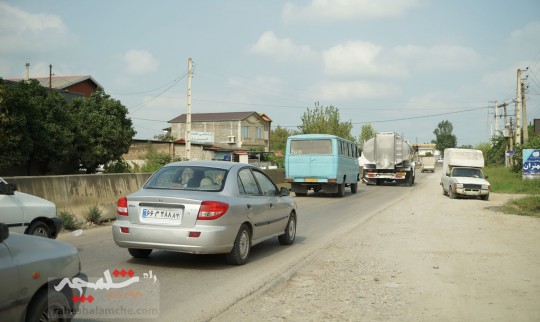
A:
[449, 186, 457, 199]
[480, 193, 489, 201]
[442, 186, 448, 196]
[351, 183, 358, 193]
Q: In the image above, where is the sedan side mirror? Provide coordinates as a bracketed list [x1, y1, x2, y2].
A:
[279, 187, 290, 197]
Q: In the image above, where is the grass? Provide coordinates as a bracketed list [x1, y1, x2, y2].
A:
[483, 166, 540, 217]
[484, 166, 540, 194]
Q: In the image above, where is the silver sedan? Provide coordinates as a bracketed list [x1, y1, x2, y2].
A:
[112, 161, 297, 265]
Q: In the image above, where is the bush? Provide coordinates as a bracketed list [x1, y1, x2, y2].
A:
[85, 205, 102, 225]
[105, 159, 132, 173]
[58, 210, 82, 231]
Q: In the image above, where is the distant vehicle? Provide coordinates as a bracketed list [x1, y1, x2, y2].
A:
[420, 156, 436, 173]
[362, 132, 416, 186]
[284, 134, 359, 197]
[113, 161, 297, 265]
[0, 223, 86, 321]
[440, 148, 490, 200]
[0, 177, 62, 238]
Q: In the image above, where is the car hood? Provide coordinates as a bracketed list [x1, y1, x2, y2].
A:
[4, 232, 80, 278]
[453, 177, 490, 185]
[15, 191, 56, 215]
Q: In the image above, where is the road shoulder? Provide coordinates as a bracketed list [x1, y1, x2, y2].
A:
[214, 173, 540, 321]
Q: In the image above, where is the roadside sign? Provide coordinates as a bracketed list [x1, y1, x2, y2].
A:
[505, 150, 516, 156]
[523, 149, 540, 180]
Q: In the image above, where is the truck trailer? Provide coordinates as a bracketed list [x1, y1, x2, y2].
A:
[440, 148, 490, 200]
[362, 132, 416, 186]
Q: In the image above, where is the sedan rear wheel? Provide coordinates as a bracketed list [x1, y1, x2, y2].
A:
[278, 213, 296, 245]
[128, 248, 152, 258]
[226, 224, 251, 265]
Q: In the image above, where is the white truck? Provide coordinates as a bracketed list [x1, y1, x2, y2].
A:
[420, 155, 436, 173]
[362, 132, 416, 186]
[440, 148, 490, 200]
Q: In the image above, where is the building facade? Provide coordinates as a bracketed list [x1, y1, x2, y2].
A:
[168, 111, 271, 152]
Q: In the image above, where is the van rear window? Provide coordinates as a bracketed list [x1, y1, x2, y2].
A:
[290, 139, 332, 155]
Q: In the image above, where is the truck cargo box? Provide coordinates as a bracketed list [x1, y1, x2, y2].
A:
[442, 148, 484, 175]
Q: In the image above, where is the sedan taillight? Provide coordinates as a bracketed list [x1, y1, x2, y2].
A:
[117, 197, 128, 216]
[197, 201, 229, 220]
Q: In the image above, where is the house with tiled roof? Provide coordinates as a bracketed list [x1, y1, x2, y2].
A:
[168, 111, 272, 153]
[7, 75, 102, 97]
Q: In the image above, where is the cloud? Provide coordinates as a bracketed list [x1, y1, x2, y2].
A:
[0, 2, 72, 54]
[509, 21, 540, 43]
[392, 44, 483, 70]
[123, 50, 159, 75]
[249, 31, 318, 62]
[283, 0, 421, 23]
[323, 41, 407, 79]
[316, 80, 401, 100]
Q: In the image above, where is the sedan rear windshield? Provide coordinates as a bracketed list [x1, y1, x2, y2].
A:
[144, 166, 227, 191]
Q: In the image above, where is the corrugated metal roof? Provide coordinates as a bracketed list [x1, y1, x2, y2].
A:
[169, 111, 262, 123]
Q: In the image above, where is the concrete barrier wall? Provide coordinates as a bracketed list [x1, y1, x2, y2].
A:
[4, 168, 286, 221]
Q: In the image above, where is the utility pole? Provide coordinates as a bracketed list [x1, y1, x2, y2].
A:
[49, 64, 53, 90]
[186, 57, 193, 160]
[25, 63, 30, 81]
[494, 101, 498, 137]
[515, 69, 522, 145]
[522, 79, 528, 144]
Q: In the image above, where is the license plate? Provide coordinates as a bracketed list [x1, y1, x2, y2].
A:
[141, 208, 182, 220]
[305, 178, 318, 182]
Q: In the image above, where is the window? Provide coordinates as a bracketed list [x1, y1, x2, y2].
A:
[256, 127, 262, 139]
[290, 139, 332, 155]
[242, 126, 249, 138]
[238, 168, 261, 195]
[252, 171, 278, 196]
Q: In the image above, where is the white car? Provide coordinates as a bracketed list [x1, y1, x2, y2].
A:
[0, 223, 86, 321]
[0, 177, 62, 238]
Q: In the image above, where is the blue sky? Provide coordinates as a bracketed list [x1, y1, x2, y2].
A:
[1, 0, 540, 146]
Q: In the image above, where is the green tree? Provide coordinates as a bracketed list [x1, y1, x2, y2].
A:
[298, 103, 354, 141]
[70, 90, 136, 173]
[475, 142, 491, 162]
[270, 125, 292, 152]
[486, 135, 506, 166]
[0, 80, 75, 174]
[433, 120, 457, 154]
[358, 123, 376, 151]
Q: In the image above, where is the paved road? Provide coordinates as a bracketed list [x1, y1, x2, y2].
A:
[59, 175, 421, 321]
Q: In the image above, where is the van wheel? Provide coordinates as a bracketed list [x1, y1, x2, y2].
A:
[335, 182, 345, 197]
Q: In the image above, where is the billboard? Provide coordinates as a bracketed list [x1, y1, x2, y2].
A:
[188, 131, 214, 144]
[523, 149, 540, 180]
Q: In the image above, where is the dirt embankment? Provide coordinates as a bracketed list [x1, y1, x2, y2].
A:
[214, 173, 540, 321]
